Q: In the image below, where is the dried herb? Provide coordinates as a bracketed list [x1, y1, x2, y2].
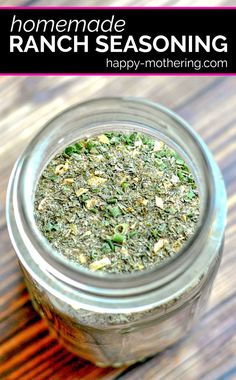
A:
[34, 132, 200, 274]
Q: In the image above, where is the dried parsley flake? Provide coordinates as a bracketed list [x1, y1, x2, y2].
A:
[34, 132, 200, 274]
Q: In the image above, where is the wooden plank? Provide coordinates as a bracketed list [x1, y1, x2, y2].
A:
[0, 1, 235, 379]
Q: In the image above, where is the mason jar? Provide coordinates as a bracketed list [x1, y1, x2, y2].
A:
[6, 97, 227, 367]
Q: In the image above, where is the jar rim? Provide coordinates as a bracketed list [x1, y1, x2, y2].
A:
[6, 97, 226, 299]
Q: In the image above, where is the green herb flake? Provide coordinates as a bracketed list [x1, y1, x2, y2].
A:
[187, 191, 196, 199]
[112, 233, 125, 244]
[108, 206, 122, 218]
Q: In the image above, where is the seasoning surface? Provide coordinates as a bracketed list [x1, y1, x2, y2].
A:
[34, 132, 200, 273]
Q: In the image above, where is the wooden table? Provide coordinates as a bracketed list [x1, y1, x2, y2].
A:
[0, 3, 236, 380]
[1, 75, 235, 380]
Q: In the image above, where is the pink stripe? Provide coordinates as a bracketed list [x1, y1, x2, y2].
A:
[0, 73, 234, 77]
[0, 6, 235, 10]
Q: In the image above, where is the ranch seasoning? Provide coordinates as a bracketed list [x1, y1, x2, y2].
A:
[34, 132, 200, 274]
[8, 98, 226, 367]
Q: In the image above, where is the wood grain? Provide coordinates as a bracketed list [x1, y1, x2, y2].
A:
[0, 1, 236, 380]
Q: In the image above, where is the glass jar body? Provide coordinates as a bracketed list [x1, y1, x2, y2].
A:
[21, 251, 221, 367]
[7, 98, 226, 367]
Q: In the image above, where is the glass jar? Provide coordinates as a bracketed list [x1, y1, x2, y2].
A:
[6, 97, 226, 367]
